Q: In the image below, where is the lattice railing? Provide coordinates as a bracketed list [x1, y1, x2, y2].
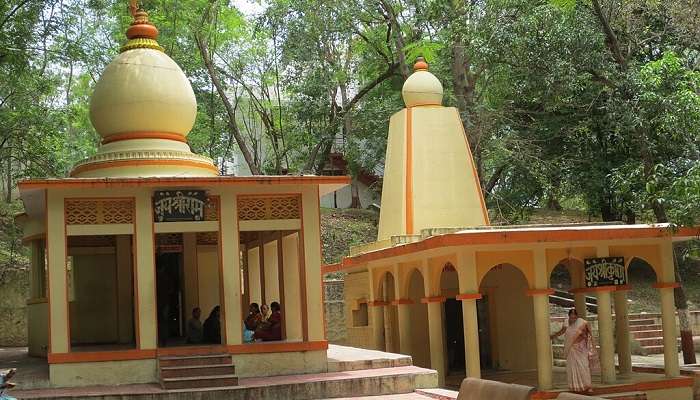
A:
[237, 195, 301, 220]
[204, 196, 219, 221]
[65, 198, 134, 225]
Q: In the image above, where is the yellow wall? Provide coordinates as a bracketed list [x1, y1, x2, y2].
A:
[407, 270, 430, 368]
[377, 110, 407, 240]
[69, 252, 118, 345]
[197, 245, 220, 319]
[282, 233, 302, 340]
[411, 107, 487, 233]
[263, 240, 280, 304]
[116, 235, 134, 344]
[248, 247, 262, 305]
[343, 271, 373, 349]
[49, 359, 157, 387]
[481, 265, 537, 371]
[27, 302, 48, 357]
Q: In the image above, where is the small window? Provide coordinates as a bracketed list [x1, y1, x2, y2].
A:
[352, 303, 369, 327]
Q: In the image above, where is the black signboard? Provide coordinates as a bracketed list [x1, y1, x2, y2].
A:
[153, 190, 207, 222]
[584, 257, 626, 287]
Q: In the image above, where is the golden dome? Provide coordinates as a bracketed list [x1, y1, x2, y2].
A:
[71, 7, 217, 178]
[401, 57, 443, 108]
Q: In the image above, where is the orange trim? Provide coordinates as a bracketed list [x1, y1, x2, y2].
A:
[48, 349, 156, 364]
[101, 131, 187, 144]
[227, 340, 328, 354]
[653, 282, 680, 289]
[406, 103, 441, 108]
[20, 175, 351, 189]
[421, 296, 446, 304]
[156, 345, 227, 357]
[70, 159, 219, 177]
[530, 376, 694, 399]
[405, 108, 414, 234]
[456, 293, 482, 301]
[391, 299, 414, 305]
[322, 262, 343, 274]
[337, 225, 694, 269]
[369, 300, 389, 307]
[615, 284, 632, 291]
[525, 288, 555, 296]
[26, 297, 48, 305]
[585, 285, 618, 292]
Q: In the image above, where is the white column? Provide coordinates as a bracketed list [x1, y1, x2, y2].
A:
[532, 249, 553, 390]
[134, 191, 157, 350]
[394, 266, 412, 355]
[659, 286, 680, 377]
[597, 290, 616, 383]
[368, 269, 385, 351]
[574, 292, 588, 319]
[423, 262, 446, 386]
[46, 191, 69, 353]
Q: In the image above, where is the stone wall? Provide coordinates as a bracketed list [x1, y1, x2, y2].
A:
[324, 279, 346, 343]
[0, 268, 29, 346]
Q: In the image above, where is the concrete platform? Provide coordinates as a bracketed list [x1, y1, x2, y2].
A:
[328, 345, 413, 372]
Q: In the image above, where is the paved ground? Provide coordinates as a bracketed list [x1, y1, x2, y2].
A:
[0, 347, 49, 389]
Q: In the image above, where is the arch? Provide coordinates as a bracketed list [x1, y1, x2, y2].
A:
[626, 256, 659, 281]
[373, 268, 394, 301]
[440, 263, 460, 298]
[407, 268, 430, 368]
[476, 250, 534, 288]
[400, 266, 423, 299]
[478, 264, 536, 372]
[549, 263, 572, 292]
[627, 257, 660, 313]
[376, 271, 399, 353]
[377, 271, 397, 301]
[428, 256, 459, 295]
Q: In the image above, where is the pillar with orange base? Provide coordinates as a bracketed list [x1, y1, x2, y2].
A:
[368, 270, 386, 351]
[396, 300, 413, 355]
[596, 289, 616, 383]
[613, 287, 632, 375]
[658, 284, 680, 377]
[424, 297, 446, 386]
[457, 250, 481, 379]
[531, 290, 554, 390]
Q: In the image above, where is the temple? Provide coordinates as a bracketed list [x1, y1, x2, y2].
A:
[328, 59, 700, 399]
[15, 7, 348, 387]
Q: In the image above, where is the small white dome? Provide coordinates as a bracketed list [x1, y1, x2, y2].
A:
[401, 58, 443, 107]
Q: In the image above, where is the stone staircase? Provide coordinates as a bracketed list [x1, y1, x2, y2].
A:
[628, 317, 679, 354]
[157, 353, 238, 390]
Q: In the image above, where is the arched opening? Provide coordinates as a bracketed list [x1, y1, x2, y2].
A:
[440, 263, 465, 378]
[378, 271, 399, 353]
[478, 264, 536, 374]
[628, 258, 659, 313]
[407, 269, 430, 367]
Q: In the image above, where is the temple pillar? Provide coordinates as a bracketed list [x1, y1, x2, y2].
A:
[423, 262, 446, 386]
[613, 288, 632, 375]
[46, 191, 69, 353]
[220, 192, 242, 345]
[394, 265, 412, 355]
[574, 293, 588, 319]
[134, 191, 158, 350]
[531, 249, 553, 390]
[457, 249, 481, 378]
[658, 285, 680, 377]
[597, 290, 616, 383]
[368, 270, 386, 351]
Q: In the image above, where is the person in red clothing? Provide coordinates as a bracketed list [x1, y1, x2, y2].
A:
[254, 301, 282, 341]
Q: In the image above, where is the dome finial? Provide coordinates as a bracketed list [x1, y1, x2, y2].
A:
[414, 56, 429, 72]
[120, 1, 163, 52]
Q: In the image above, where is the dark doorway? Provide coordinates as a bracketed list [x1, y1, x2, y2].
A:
[476, 296, 492, 369]
[156, 251, 183, 347]
[444, 298, 466, 372]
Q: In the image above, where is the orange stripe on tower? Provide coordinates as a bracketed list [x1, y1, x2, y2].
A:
[405, 108, 414, 234]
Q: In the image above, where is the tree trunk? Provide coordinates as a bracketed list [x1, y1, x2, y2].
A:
[5, 147, 11, 203]
[350, 181, 361, 209]
[674, 243, 697, 364]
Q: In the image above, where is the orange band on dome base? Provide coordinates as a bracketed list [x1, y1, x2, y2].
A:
[102, 132, 187, 144]
[456, 293, 482, 301]
[69, 159, 218, 177]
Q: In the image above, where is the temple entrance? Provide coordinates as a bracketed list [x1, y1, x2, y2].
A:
[407, 269, 429, 367]
[478, 264, 536, 374]
[155, 232, 223, 347]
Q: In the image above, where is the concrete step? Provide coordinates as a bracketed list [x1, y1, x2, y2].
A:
[160, 363, 235, 379]
[629, 324, 662, 332]
[323, 395, 434, 400]
[642, 344, 680, 354]
[628, 319, 656, 326]
[600, 391, 647, 400]
[161, 374, 239, 390]
[8, 365, 439, 400]
[158, 353, 231, 367]
[414, 388, 459, 399]
[328, 345, 413, 372]
[631, 330, 663, 339]
[637, 337, 680, 348]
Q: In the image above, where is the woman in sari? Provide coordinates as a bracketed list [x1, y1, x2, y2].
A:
[551, 309, 595, 393]
[243, 303, 262, 343]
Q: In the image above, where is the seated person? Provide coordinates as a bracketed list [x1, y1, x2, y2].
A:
[260, 303, 271, 322]
[243, 303, 261, 343]
[186, 307, 203, 344]
[254, 301, 282, 341]
[202, 305, 221, 344]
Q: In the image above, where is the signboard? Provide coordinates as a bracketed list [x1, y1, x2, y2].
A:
[153, 190, 207, 222]
[584, 257, 626, 287]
